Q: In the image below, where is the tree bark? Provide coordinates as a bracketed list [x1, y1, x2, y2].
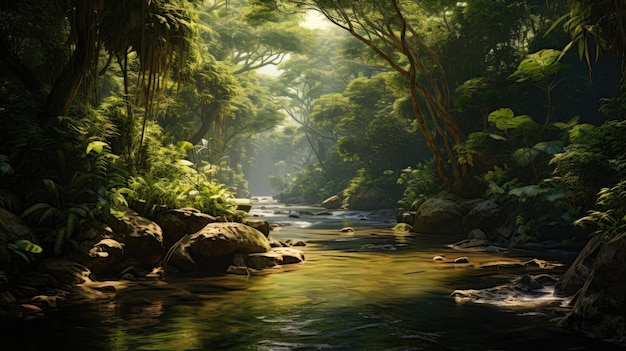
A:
[41, 1, 98, 119]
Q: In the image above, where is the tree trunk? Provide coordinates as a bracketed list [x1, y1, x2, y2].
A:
[0, 29, 44, 97]
[41, 1, 98, 120]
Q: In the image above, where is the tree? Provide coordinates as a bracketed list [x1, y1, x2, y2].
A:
[0, 0, 198, 121]
[286, 0, 472, 194]
[554, 0, 626, 85]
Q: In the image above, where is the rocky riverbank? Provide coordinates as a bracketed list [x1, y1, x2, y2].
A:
[0, 207, 306, 321]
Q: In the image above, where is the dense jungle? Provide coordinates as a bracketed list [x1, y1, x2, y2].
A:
[1, 0, 626, 349]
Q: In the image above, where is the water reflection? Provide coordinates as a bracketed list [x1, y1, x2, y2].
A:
[2, 202, 623, 350]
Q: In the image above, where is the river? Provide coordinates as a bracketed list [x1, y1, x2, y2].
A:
[2, 198, 622, 350]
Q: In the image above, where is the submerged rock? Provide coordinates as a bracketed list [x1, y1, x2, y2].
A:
[451, 273, 561, 307]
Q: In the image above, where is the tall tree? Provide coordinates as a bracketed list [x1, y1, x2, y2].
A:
[287, 0, 472, 193]
[0, 0, 198, 121]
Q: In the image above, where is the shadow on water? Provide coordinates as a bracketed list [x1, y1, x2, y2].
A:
[2, 198, 623, 350]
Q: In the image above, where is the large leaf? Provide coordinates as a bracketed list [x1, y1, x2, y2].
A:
[86, 141, 109, 155]
[10, 239, 43, 254]
[488, 108, 515, 125]
[533, 140, 564, 155]
[176, 141, 194, 152]
[553, 115, 580, 129]
[509, 184, 540, 198]
[488, 108, 539, 132]
[509, 49, 565, 82]
[512, 147, 540, 166]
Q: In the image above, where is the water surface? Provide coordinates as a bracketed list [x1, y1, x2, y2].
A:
[2, 200, 622, 350]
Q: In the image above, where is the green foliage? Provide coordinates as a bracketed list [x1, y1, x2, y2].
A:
[396, 160, 442, 211]
[509, 49, 566, 83]
[507, 178, 580, 245]
[275, 156, 353, 205]
[487, 108, 540, 135]
[0, 155, 20, 212]
[114, 141, 240, 218]
[7, 239, 43, 264]
[575, 180, 626, 241]
[0, 239, 44, 287]
[550, 113, 626, 208]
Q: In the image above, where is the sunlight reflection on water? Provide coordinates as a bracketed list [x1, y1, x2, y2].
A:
[2, 200, 624, 350]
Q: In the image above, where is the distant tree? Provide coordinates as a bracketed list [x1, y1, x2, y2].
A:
[282, 0, 473, 194]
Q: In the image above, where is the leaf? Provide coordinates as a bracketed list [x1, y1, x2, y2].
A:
[177, 159, 195, 167]
[11, 239, 43, 254]
[54, 227, 66, 256]
[10, 249, 31, 264]
[509, 184, 540, 198]
[488, 108, 515, 124]
[512, 147, 540, 166]
[176, 141, 194, 151]
[20, 202, 52, 220]
[487, 108, 539, 132]
[533, 141, 564, 155]
[509, 49, 564, 82]
[553, 115, 580, 129]
[488, 133, 507, 141]
[86, 141, 109, 155]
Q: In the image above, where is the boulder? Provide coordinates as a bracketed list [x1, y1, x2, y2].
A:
[164, 222, 271, 274]
[413, 197, 467, 234]
[152, 208, 216, 250]
[463, 199, 503, 236]
[65, 220, 123, 278]
[554, 234, 604, 297]
[107, 209, 164, 269]
[35, 258, 92, 287]
[558, 232, 626, 346]
[345, 187, 393, 210]
[246, 247, 305, 270]
[242, 219, 271, 237]
[75, 238, 125, 276]
[321, 194, 343, 209]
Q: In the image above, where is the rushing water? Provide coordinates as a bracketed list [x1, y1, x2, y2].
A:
[2, 198, 623, 350]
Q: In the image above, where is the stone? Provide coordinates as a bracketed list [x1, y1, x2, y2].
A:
[554, 234, 603, 297]
[242, 219, 271, 237]
[321, 194, 343, 209]
[107, 209, 164, 269]
[164, 222, 271, 274]
[273, 247, 305, 264]
[79, 238, 125, 276]
[397, 211, 417, 227]
[226, 265, 250, 276]
[246, 251, 283, 269]
[413, 197, 467, 234]
[344, 187, 393, 210]
[463, 200, 503, 235]
[245, 247, 305, 269]
[36, 258, 91, 287]
[152, 208, 216, 250]
[558, 232, 626, 346]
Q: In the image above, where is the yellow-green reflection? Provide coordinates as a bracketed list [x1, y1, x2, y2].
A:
[93, 226, 543, 350]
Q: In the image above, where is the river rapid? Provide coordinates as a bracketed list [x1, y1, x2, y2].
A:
[2, 198, 622, 350]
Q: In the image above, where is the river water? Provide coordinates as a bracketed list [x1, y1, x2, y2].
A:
[2, 198, 623, 350]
